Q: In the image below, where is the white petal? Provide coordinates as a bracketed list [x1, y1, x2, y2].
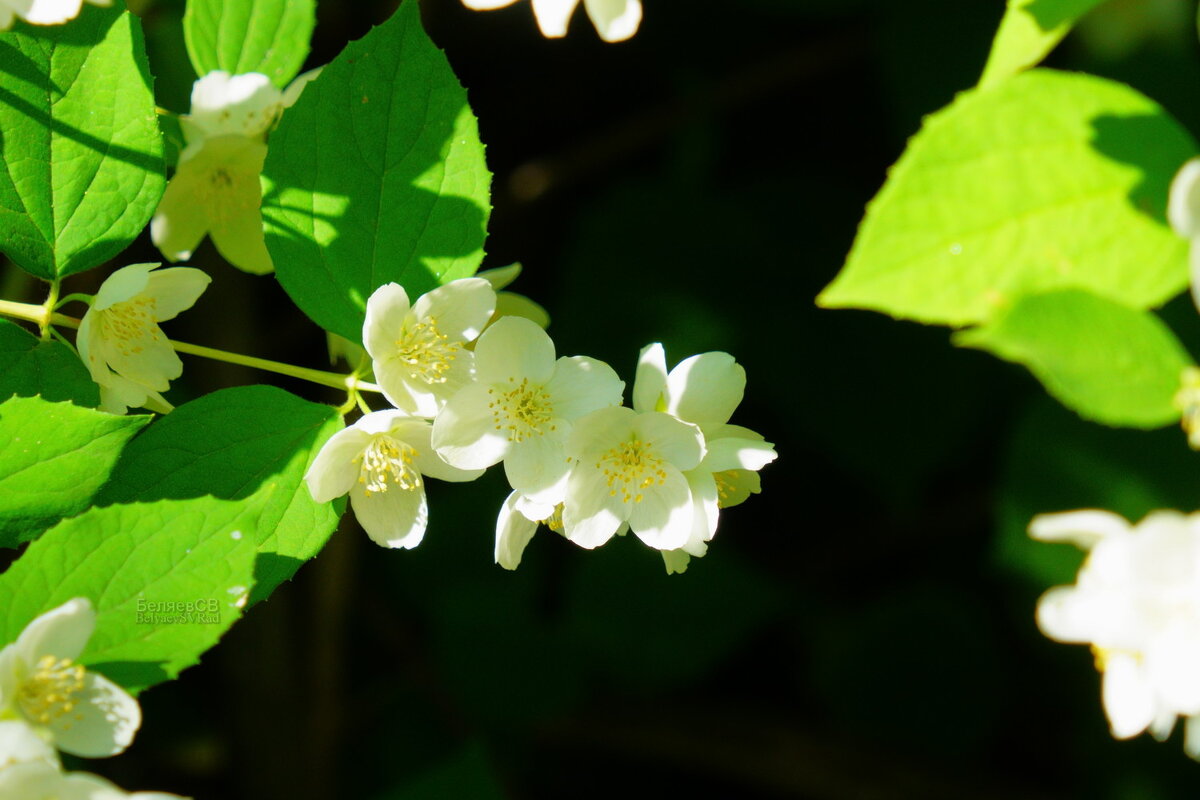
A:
[151, 171, 210, 263]
[463, 0, 520, 8]
[142, 267, 211, 322]
[665, 351, 745, 427]
[494, 291, 550, 329]
[1185, 715, 1200, 760]
[350, 483, 428, 549]
[515, 493, 555, 521]
[304, 426, 372, 502]
[18, 0, 82, 25]
[15, 598, 95, 666]
[0, 720, 57, 769]
[1191, 243, 1200, 317]
[476, 263, 522, 290]
[686, 468, 719, 545]
[714, 468, 760, 509]
[1103, 652, 1156, 739]
[282, 66, 323, 109]
[362, 283, 413, 360]
[188, 71, 282, 139]
[632, 342, 667, 413]
[1169, 158, 1200, 238]
[401, 419, 486, 483]
[530, 0, 579, 37]
[633, 412, 705, 471]
[0, 763, 68, 800]
[661, 549, 691, 575]
[1148, 623, 1200, 715]
[701, 436, 777, 473]
[562, 468, 624, 548]
[582, 0, 641, 41]
[411, 278, 495, 343]
[565, 406, 635, 462]
[628, 467, 693, 550]
[504, 433, 569, 503]
[0, 7, 15, 28]
[496, 492, 538, 570]
[353, 408, 417, 436]
[210, 203, 273, 275]
[94, 264, 154, 311]
[374, 358, 443, 418]
[75, 309, 109, 387]
[431, 382, 510, 469]
[96, 316, 180, 392]
[50, 671, 141, 758]
[1035, 586, 1106, 643]
[474, 316, 555, 385]
[545, 356, 624, 420]
[1029, 510, 1130, 549]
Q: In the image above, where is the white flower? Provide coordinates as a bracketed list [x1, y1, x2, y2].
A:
[1031, 509, 1200, 757]
[0, 598, 140, 758]
[0, 719, 57, 771]
[433, 316, 624, 503]
[304, 410, 483, 549]
[151, 69, 319, 275]
[494, 491, 563, 570]
[562, 406, 705, 551]
[0, 761, 185, 800]
[633, 343, 777, 573]
[77, 263, 210, 415]
[462, 0, 641, 42]
[0, 0, 109, 30]
[1168, 158, 1200, 314]
[363, 279, 496, 418]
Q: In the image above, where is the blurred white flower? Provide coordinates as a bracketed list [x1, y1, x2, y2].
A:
[562, 406, 704, 551]
[0, 760, 185, 800]
[305, 410, 483, 549]
[461, 0, 641, 42]
[633, 343, 777, 573]
[433, 316, 623, 504]
[77, 263, 210, 415]
[1031, 509, 1200, 757]
[1168, 158, 1200, 314]
[0, 0, 109, 30]
[0, 598, 140, 758]
[152, 69, 320, 275]
[0, 719, 57, 771]
[363, 279, 496, 418]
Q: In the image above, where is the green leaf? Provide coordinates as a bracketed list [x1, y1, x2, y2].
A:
[0, 319, 98, 406]
[0, 3, 165, 279]
[979, 0, 1109, 88]
[97, 385, 344, 604]
[262, 0, 491, 341]
[0, 496, 258, 693]
[183, 0, 316, 88]
[0, 396, 149, 549]
[956, 289, 1193, 428]
[819, 69, 1196, 327]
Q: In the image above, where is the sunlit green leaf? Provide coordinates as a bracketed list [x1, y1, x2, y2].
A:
[183, 0, 315, 87]
[979, 0, 1109, 88]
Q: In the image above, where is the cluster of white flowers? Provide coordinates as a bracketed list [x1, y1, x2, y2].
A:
[0, 599, 185, 798]
[1031, 510, 1200, 757]
[0, 0, 107, 30]
[461, 0, 642, 42]
[152, 69, 318, 275]
[305, 275, 776, 572]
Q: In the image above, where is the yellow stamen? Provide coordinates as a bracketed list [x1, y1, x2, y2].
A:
[355, 435, 421, 497]
[18, 655, 86, 726]
[487, 377, 554, 443]
[394, 316, 461, 385]
[596, 437, 667, 504]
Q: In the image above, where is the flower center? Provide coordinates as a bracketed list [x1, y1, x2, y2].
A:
[357, 436, 421, 496]
[597, 437, 667, 504]
[100, 297, 156, 357]
[395, 317, 461, 385]
[544, 503, 565, 533]
[18, 655, 86, 726]
[488, 378, 555, 442]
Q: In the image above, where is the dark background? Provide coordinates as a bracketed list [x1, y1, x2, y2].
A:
[17, 0, 1200, 796]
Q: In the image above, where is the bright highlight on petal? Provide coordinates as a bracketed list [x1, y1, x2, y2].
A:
[460, 0, 641, 41]
[0, 598, 141, 758]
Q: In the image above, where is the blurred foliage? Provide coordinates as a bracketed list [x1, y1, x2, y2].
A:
[26, 0, 1200, 797]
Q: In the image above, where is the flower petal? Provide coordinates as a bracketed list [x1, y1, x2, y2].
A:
[567, 406, 635, 461]
[530, 0, 579, 37]
[563, 468, 624, 548]
[1035, 586, 1106, 643]
[1170, 158, 1200, 238]
[282, 66, 323, 109]
[304, 426, 372, 503]
[210, 205, 273, 275]
[399, 417, 487, 483]
[666, 351, 745, 427]
[19, 0, 83, 25]
[350, 482, 428, 549]
[94, 265, 154, 311]
[411, 277, 495, 343]
[1103, 652, 1156, 739]
[504, 433, 569, 504]
[633, 411, 705, 471]
[431, 382, 510, 469]
[1029, 510, 1130, 549]
[628, 466, 693, 550]
[632, 342, 667, 413]
[582, 0, 641, 41]
[686, 468, 719, 545]
[151, 171, 210, 263]
[363, 282, 413, 360]
[545, 355, 623, 420]
[494, 291, 550, 329]
[15, 598, 94, 666]
[50, 671, 140, 758]
[0, 720, 57, 770]
[474, 316, 556, 385]
[661, 549, 691, 575]
[701, 436, 777, 473]
[496, 491, 539, 570]
[188, 71, 282, 139]
[463, 0, 520, 8]
[142, 267, 211, 322]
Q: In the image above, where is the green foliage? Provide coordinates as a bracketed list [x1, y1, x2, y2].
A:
[0, 3, 164, 279]
[979, 0, 1109, 88]
[183, 0, 316, 88]
[262, 0, 491, 341]
[957, 289, 1193, 428]
[819, 69, 1195, 327]
[97, 386, 344, 605]
[0, 319, 98, 406]
[0, 496, 258, 693]
[0, 396, 149, 549]
[377, 744, 506, 800]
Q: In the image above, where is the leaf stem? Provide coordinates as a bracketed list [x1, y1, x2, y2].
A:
[40, 280, 60, 340]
